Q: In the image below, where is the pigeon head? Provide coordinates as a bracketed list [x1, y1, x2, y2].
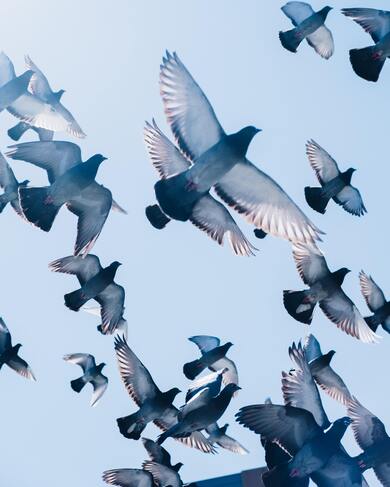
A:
[328, 416, 352, 442]
[220, 423, 229, 434]
[13, 343, 22, 352]
[164, 387, 181, 401]
[222, 341, 233, 353]
[319, 6, 333, 19]
[109, 261, 122, 270]
[19, 179, 30, 187]
[230, 126, 261, 157]
[19, 69, 34, 89]
[333, 267, 350, 286]
[341, 167, 356, 184]
[223, 383, 241, 397]
[97, 362, 106, 372]
[90, 154, 108, 167]
[173, 462, 184, 472]
[323, 350, 336, 364]
[54, 89, 65, 100]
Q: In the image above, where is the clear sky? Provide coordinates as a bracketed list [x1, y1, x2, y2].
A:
[0, 1, 389, 486]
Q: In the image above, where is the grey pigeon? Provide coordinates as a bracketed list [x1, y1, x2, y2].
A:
[6, 141, 126, 255]
[206, 423, 249, 455]
[144, 120, 256, 256]
[63, 353, 108, 407]
[348, 397, 390, 485]
[0, 52, 80, 135]
[283, 243, 378, 343]
[49, 255, 125, 335]
[359, 271, 390, 334]
[143, 461, 183, 487]
[102, 468, 153, 487]
[305, 140, 366, 216]
[0, 317, 35, 380]
[152, 52, 322, 245]
[0, 152, 29, 216]
[303, 335, 352, 405]
[142, 438, 183, 472]
[342, 8, 390, 82]
[183, 336, 238, 386]
[280, 2, 334, 58]
[114, 336, 214, 453]
[157, 383, 240, 445]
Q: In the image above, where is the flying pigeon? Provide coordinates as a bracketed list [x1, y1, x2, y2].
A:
[305, 140, 366, 216]
[114, 336, 214, 453]
[63, 353, 108, 407]
[342, 8, 390, 82]
[49, 255, 125, 335]
[279, 2, 334, 58]
[144, 120, 256, 256]
[81, 305, 128, 338]
[0, 152, 29, 216]
[206, 423, 249, 455]
[359, 271, 390, 334]
[143, 462, 183, 487]
[6, 141, 126, 256]
[152, 51, 322, 245]
[142, 438, 183, 472]
[283, 243, 379, 343]
[0, 317, 35, 380]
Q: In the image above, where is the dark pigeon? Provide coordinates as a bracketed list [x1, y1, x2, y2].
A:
[157, 383, 240, 445]
[63, 353, 108, 407]
[142, 438, 183, 472]
[0, 152, 29, 216]
[283, 243, 378, 343]
[143, 461, 183, 487]
[144, 120, 256, 256]
[206, 423, 249, 455]
[342, 8, 390, 82]
[114, 336, 214, 453]
[6, 141, 125, 255]
[359, 271, 390, 334]
[153, 51, 322, 245]
[102, 468, 153, 487]
[49, 255, 125, 335]
[305, 140, 366, 216]
[0, 317, 35, 380]
[279, 2, 334, 58]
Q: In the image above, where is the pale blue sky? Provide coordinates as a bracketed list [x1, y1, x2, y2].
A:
[0, 1, 389, 486]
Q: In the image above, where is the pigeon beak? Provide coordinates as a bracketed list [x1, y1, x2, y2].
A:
[255, 128, 262, 134]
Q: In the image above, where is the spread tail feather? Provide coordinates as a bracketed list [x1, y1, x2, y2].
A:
[283, 290, 315, 324]
[64, 289, 89, 311]
[71, 376, 87, 393]
[145, 204, 171, 229]
[116, 413, 146, 440]
[304, 187, 329, 214]
[18, 186, 60, 231]
[364, 315, 380, 333]
[349, 46, 385, 82]
[279, 28, 304, 53]
[183, 358, 207, 380]
[8, 121, 30, 141]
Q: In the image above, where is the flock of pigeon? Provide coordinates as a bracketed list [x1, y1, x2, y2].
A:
[1, 2, 390, 487]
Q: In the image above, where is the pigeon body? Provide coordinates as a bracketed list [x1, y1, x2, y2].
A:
[280, 3, 334, 58]
[305, 140, 366, 216]
[63, 353, 108, 406]
[50, 255, 125, 335]
[359, 271, 390, 334]
[206, 423, 249, 455]
[0, 318, 35, 380]
[183, 340, 233, 381]
[283, 243, 378, 343]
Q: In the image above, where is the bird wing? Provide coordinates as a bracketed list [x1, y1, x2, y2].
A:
[374, 464, 390, 487]
[292, 243, 330, 286]
[236, 403, 321, 456]
[186, 369, 224, 402]
[0, 152, 18, 192]
[306, 27, 334, 60]
[0, 71, 34, 112]
[0, 52, 16, 85]
[114, 336, 161, 406]
[348, 397, 389, 450]
[6, 140, 81, 183]
[214, 159, 323, 244]
[95, 283, 125, 335]
[306, 140, 340, 184]
[102, 468, 153, 487]
[159, 51, 225, 160]
[180, 388, 211, 418]
[333, 186, 367, 217]
[281, 2, 314, 25]
[311, 451, 366, 487]
[90, 373, 108, 407]
[154, 406, 216, 453]
[283, 342, 330, 429]
[0, 318, 12, 353]
[66, 183, 112, 256]
[342, 8, 390, 43]
[303, 334, 323, 362]
[49, 254, 102, 286]
[190, 195, 256, 257]
[210, 358, 238, 387]
[319, 289, 380, 343]
[7, 354, 35, 380]
[24, 55, 52, 99]
[143, 462, 182, 487]
[144, 119, 191, 178]
[206, 425, 249, 455]
[141, 438, 172, 466]
[310, 357, 352, 406]
[189, 335, 220, 353]
[63, 353, 96, 372]
[359, 271, 386, 312]
[51, 103, 86, 138]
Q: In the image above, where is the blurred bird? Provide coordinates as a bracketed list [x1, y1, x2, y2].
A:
[49, 255, 125, 335]
[102, 468, 153, 487]
[142, 438, 183, 472]
[342, 8, 390, 82]
[279, 2, 334, 58]
[144, 120, 256, 256]
[114, 336, 214, 453]
[305, 140, 366, 216]
[206, 423, 249, 455]
[359, 271, 390, 334]
[6, 140, 125, 255]
[0, 317, 35, 380]
[283, 243, 379, 343]
[63, 353, 108, 407]
[152, 51, 322, 245]
[157, 383, 240, 445]
[183, 336, 238, 385]
[0, 69, 34, 111]
[0, 152, 29, 216]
